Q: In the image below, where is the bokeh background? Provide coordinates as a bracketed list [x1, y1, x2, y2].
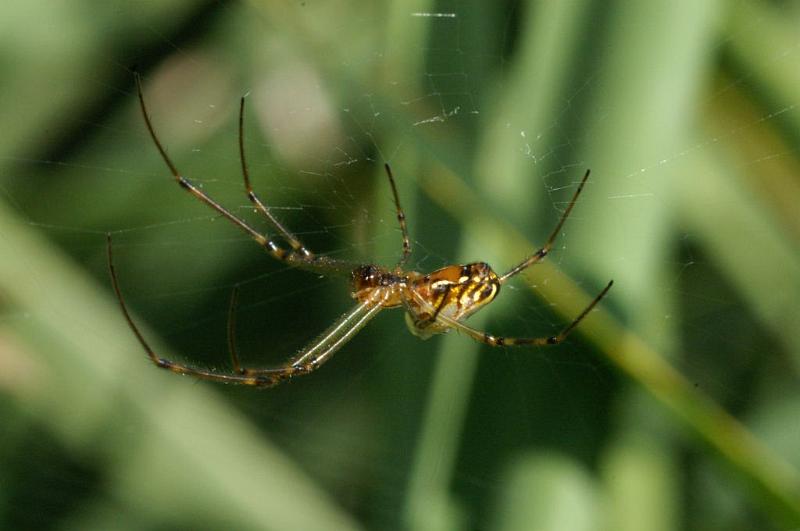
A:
[1, 1, 799, 530]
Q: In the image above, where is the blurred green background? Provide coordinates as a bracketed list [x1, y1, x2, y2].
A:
[1, 1, 799, 530]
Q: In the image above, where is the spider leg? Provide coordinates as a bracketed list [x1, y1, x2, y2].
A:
[224, 278, 385, 378]
[238, 96, 312, 258]
[108, 233, 384, 386]
[134, 72, 352, 276]
[384, 163, 412, 267]
[411, 279, 613, 347]
[221, 298, 384, 383]
[108, 234, 282, 386]
[284, 295, 385, 373]
[499, 169, 591, 283]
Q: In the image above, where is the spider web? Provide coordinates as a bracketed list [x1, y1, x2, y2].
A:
[0, 1, 799, 530]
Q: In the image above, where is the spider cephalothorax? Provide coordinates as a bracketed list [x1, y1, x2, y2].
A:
[108, 72, 612, 387]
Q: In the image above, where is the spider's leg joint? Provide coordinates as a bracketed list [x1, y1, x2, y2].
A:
[546, 336, 558, 345]
[252, 375, 277, 387]
[292, 362, 316, 374]
[485, 333, 504, 346]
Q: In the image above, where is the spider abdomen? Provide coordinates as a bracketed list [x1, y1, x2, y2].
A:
[404, 262, 500, 338]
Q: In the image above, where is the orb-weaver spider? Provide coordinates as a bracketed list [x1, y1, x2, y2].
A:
[107, 72, 613, 388]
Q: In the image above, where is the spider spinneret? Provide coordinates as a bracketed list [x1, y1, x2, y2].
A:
[107, 72, 613, 388]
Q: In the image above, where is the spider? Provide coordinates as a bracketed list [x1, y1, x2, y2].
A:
[107, 72, 613, 388]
